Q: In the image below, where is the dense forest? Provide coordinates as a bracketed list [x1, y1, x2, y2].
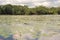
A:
[0, 4, 60, 15]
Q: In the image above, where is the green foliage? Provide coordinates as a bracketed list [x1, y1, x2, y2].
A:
[0, 4, 60, 15]
[1, 4, 13, 15]
[49, 7, 58, 15]
[57, 7, 60, 14]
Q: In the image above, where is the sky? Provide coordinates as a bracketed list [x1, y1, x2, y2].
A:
[0, 0, 60, 7]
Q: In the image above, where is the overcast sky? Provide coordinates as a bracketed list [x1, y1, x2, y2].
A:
[0, 0, 60, 7]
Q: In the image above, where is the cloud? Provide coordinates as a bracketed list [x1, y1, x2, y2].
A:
[0, 0, 60, 7]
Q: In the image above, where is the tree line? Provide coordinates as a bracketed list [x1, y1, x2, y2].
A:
[0, 4, 60, 15]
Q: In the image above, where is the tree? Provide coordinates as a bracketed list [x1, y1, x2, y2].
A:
[0, 4, 59, 15]
[2, 4, 13, 15]
[49, 7, 58, 15]
[0, 6, 2, 14]
[57, 7, 60, 14]
[35, 6, 49, 15]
